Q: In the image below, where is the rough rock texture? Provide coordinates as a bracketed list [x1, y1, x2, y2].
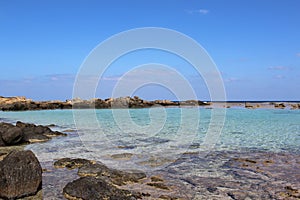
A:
[0, 121, 66, 146]
[63, 177, 141, 200]
[79, 163, 147, 186]
[274, 103, 286, 109]
[37, 150, 300, 199]
[1, 126, 23, 145]
[0, 96, 71, 111]
[54, 158, 96, 169]
[55, 158, 147, 186]
[0, 137, 5, 147]
[0, 150, 42, 199]
[291, 104, 300, 109]
[245, 102, 260, 109]
[161, 150, 300, 199]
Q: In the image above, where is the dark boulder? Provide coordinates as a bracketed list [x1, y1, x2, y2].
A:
[63, 176, 140, 200]
[0, 150, 42, 199]
[16, 121, 66, 143]
[16, 121, 50, 143]
[0, 122, 14, 135]
[0, 122, 24, 145]
[1, 126, 23, 145]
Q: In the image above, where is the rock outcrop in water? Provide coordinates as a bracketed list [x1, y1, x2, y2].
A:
[64, 177, 142, 200]
[0, 150, 42, 199]
[291, 103, 300, 109]
[0, 121, 66, 146]
[0, 96, 209, 111]
[274, 102, 286, 109]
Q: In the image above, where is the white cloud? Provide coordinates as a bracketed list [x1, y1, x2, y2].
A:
[198, 9, 209, 15]
[224, 77, 241, 83]
[186, 9, 209, 15]
[268, 66, 291, 71]
[101, 75, 121, 81]
[50, 77, 59, 81]
[44, 74, 75, 81]
[274, 75, 285, 79]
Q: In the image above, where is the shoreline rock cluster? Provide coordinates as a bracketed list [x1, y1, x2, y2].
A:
[0, 121, 66, 147]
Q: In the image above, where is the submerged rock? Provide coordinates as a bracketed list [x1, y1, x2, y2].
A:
[0, 150, 42, 199]
[54, 158, 95, 169]
[77, 162, 109, 177]
[146, 182, 170, 190]
[56, 158, 148, 199]
[56, 158, 147, 186]
[63, 176, 141, 200]
[79, 163, 147, 186]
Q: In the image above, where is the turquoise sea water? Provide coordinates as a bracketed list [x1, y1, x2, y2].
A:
[0, 108, 300, 170]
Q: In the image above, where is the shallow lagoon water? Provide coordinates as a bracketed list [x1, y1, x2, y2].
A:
[1, 108, 299, 159]
[1, 108, 300, 199]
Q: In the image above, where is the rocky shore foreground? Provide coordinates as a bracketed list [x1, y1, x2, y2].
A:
[1, 96, 300, 111]
[0, 121, 66, 199]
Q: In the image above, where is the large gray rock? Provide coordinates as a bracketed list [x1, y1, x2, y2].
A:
[0, 150, 42, 199]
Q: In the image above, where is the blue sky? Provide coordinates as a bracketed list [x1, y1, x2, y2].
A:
[1, 0, 300, 101]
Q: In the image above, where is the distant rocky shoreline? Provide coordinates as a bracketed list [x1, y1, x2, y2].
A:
[1, 96, 300, 111]
[0, 96, 208, 111]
